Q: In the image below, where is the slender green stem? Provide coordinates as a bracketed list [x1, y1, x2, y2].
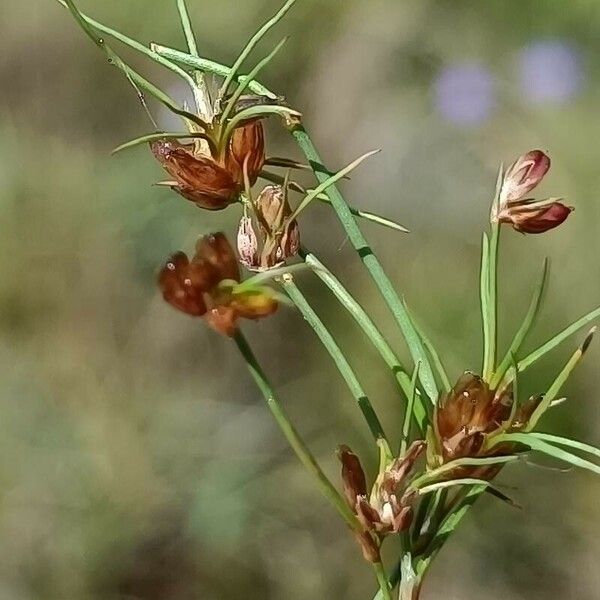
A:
[484, 223, 500, 380]
[301, 250, 428, 432]
[233, 330, 360, 531]
[290, 124, 438, 403]
[175, 0, 213, 120]
[57, 0, 204, 123]
[219, 0, 297, 97]
[373, 562, 392, 600]
[152, 44, 278, 98]
[400, 364, 420, 455]
[281, 275, 389, 446]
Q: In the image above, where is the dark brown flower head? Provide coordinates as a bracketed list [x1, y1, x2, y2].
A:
[434, 373, 513, 462]
[151, 119, 265, 210]
[158, 232, 277, 336]
[337, 441, 425, 541]
[493, 150, 573, 234]
[237, 185, 300, 271]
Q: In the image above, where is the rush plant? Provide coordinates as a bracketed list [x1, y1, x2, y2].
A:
[59, 1, 600, 597]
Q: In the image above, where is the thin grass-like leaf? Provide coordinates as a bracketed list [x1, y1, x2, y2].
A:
[491, 258, 549, 388]
[403, 300, 451, 393]
[260, 171, 410, 232]
[152, 44, 278, 99]
[288, 150, 380, 221]
[220, 38, 288, 127]
[222, 105, 301, 147]
[400, 363, 420, 456]
[237, 262, 309, 289]
[62, 0, 207, 130]
[485, 223, 500, 380]
[55, 0, 200, 97]
[529, 433, 600, 459]
[411, 455, 519, 489]
[175, 0, 212, 119]
[302, 252, 428, 433]
[517, 307, 600, 374]
[111, 132, 213, 154]
[493, 432, 600, 475]
[219, 0, 297, 97]
[416, 478, 500, 496]
[526, 327, 596, 431]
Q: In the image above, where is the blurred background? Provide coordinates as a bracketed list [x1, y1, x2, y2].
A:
[1, 0, 599, 598]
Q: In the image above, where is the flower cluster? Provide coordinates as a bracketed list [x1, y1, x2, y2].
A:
[159, 232, 278, 336]
[493, 149, 573, 234]
[338, 441, 425, 561]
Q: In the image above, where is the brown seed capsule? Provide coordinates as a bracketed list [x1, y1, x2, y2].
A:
[158, 232, 278, 335]
[226, 120, 266, 186]
[434, 373, 513, 462]
[151, 140, 239, 210]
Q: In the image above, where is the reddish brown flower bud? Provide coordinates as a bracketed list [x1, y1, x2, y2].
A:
[493, 150, 572, 234]
[434, 373, 513, 462]
[497, 199, 573, 234]
[337, 441, 424, 545]
[151, 140, 239, 210]
[158, 252, 207, 317]
[337, 445, 368, 507]
[500, 150, 551, 205]
[158, 232, 278, 335]
[226, 120, 266, 186]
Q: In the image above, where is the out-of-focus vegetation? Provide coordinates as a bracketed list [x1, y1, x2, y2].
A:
[1, 1, 599, 598]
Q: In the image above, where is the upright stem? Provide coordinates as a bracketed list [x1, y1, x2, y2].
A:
[233, 330, 360, 531]
[485, 222, 500, 380]
[290, 124, 438, 404]
[302, 250, 428, 432]
[373, 562, 393, 600]
[281, 274, 389, 447]
[175, 0, 213, 120]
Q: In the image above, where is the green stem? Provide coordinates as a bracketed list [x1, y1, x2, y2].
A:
[301, 250, 427, 432]
[290, 124, 438, 403]
[152, 44, 277, 99]
[175, 0, 213, 120]
[233, 330, 360, 531]
[281, 275, 389, 447]
[373, 562, 392, 600]
[484, 223, 500, 380]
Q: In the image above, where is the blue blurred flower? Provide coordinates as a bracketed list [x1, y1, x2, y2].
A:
[519, 39, 584, 104]
[434, 62, 495, 126]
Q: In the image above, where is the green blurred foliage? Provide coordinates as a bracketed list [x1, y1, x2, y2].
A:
[0, 0, 599, 598]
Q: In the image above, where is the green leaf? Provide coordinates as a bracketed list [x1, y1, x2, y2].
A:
[491, 258, 549, 389]
[484, 223, 500, 381]
[220, 37, 288, 127]
[403, 300, 451, 393]
[221, 105, 301, 147]
[237, 262, 310, 289]
[152, 44, 278, 99]
[493, 432, 600, 476]
[111, 132, 213, 154]
[289, 149, 381, 221]
[400, 363, 420, 456]
[416, 477, 500, 496]
[480, 232, 491, 376]
[526, 327, 596, 431]
[518, 307, 600, 374]
[259, 170, 410, 233]
[529, 433, 600, 459]
[61, 0, 207, 130]
[219, 0, 297, 97]
[411, 455, 519, 489]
